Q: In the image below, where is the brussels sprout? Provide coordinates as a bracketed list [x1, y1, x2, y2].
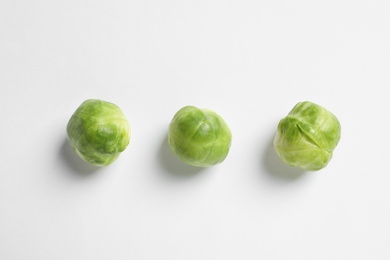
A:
[168, 106, 232, 167]
[273, 101, 341, 171]
[67, 99, 130, 166]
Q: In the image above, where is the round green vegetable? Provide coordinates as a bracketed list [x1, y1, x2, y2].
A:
[273, 101, 341, 171]
[67, 99, 131, 166]
[168, 106, 232, 167]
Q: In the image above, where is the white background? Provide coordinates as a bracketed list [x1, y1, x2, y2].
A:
[1, 0, 390, 259]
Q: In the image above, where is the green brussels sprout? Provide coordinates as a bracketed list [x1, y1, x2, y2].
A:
[66, 99, 130, 166]
[168, 106, 232, 167]
[273, 101, 341, 171]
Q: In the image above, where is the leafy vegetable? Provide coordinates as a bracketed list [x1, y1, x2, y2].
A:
[274, 101, 341, 171]
[168, 106, 232, 167]
[67, 99, 130, 166]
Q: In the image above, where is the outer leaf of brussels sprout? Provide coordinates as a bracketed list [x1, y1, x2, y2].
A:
[168, 106, 232, 167]
[67, 99, 131, 166]
[274, 101, 341, 171]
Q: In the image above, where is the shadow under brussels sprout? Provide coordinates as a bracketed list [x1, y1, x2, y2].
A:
[158, 135, 208, 178]
[59, 138, 101, 175]
[261, 135, 306, 180]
